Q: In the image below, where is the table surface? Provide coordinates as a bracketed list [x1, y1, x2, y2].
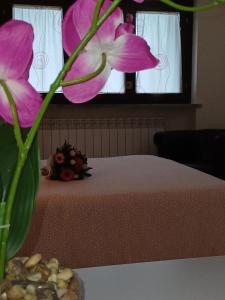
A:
[76, 256, 225, 300]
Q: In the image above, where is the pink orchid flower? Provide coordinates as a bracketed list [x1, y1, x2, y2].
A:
[0, 20, 42, 127]
[62, 0, 159, 103]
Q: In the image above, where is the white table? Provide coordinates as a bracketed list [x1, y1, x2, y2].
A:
[76, 256, 225, 300]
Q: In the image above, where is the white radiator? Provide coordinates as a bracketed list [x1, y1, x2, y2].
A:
[38, 118, 166, 159]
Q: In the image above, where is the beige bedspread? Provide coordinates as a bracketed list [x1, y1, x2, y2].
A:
[19, 155, 225, 268]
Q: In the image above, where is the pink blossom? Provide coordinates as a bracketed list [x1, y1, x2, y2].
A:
[54, 152, 65, 164]
[59, 168, 75, 181]
[0, 20, 42, 127]
[62, 0, 159, 103]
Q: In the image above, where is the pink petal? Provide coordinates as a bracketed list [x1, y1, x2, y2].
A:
[0, 20, 34, 80]
[133, 0, 144, 2]
[95, 0, 124, 44]
[64, 0, 123, 51]
[108, 34, 159, 72]
[0, 79, 42, 128]
[115, 15, 134, 38]
[63, 51, 111, 103]
[21, 54, 33, 81]
[70, 0, 95, 39]
[62, 2, 81, 55]
[115, 23, 134, 38]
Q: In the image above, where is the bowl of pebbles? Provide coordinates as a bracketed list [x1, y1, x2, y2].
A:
[0, 254, 81, 300]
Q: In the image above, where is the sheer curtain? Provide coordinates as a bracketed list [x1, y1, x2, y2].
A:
[100, 70, 125, 94]
[12, 7, 181, 95]
[13, 5, 64, 93]
[136, 12, 182, 93]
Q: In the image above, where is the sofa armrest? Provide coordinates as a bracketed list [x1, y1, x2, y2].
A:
[211, 134, 225, 179]
[154, 130, 201, 163]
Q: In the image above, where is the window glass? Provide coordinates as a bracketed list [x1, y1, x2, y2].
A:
[13, 5, 64, 93]
[100, 70, 125, 94]
[136, 12, 182, 94]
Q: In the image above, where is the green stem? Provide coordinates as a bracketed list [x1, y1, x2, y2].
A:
[92, 0, 105, 26]
[0, 80, 24, 152]
[0, 81, 25, 278]
[160, 0, 219, 12]
[97, 0, 122, 27]
[0, 151, 27, 279]
[61, 53, 107, 87]
[0, 203, 6, 253]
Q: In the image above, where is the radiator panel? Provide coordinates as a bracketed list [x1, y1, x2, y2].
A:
[38, 118, 165, 159]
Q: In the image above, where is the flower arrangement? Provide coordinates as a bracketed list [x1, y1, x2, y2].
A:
[44, 141, 92, 181]
[0, 0, 223, 283]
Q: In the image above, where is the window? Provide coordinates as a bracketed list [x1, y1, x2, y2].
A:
[98, 1, 193, 104]
[13, 5, 64, 93]
[136, 12, 182, 94]
[12, 4, 125, 95]
[124, 0, 192, 104]
[100, 0, 193, 104]
[2, 0, 192, 104]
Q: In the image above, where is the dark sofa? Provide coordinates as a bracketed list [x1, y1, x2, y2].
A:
[154, 129, 225, 180]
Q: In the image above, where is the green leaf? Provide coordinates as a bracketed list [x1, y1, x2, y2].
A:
[0, 123, 40, 259]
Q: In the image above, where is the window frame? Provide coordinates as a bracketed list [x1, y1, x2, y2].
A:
[1, 0, 193, 105]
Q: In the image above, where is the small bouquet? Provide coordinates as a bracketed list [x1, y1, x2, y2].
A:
[43, 141, 92, 181]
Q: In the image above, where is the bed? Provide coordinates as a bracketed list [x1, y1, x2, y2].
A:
[19, 155, 225, 268]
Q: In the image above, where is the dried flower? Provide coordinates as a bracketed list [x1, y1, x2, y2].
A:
[59, 168, 75, 181]
[54, 152, 65, 164]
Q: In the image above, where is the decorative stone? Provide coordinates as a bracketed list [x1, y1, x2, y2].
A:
[47, 274, 57, 283]
[0, 292, 7, 300]
[33, 264, 51, 281]
[0, 279, 11, 294]
[56, 279, 67, 290]
[6, 259, 28, 280]
[57, 269, 73, 281]
[26, 284, 36, 295]
[25, 254, 42, 269]
[26, 273, 42, 282]
[35, 283, 58, 300]
[7, 284, 26, 299]
[46, 259, 59, 273]
[24, 294, 37, 300]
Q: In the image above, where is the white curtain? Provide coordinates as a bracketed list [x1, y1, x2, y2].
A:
[136, 12, 182, 93]
[100, 70, 125, 94]
[12, 7, 181, 95]
[13, 5, 64, 93]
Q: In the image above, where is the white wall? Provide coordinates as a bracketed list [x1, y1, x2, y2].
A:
[44, 104, 196, 130]
[193, 5, 225, 128]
